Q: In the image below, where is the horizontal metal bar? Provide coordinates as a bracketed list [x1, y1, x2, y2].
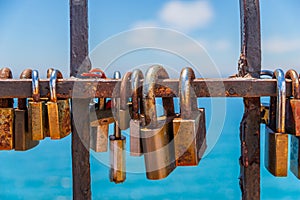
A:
[0, 78, 293, 98]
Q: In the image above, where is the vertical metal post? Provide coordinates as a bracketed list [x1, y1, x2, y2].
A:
[238, 0, 261, 199]
[70, 0, 91, 199]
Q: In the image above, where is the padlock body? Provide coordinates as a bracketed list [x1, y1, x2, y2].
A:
[265, 126, 288, 177]
[130, 119, 143, 156]
[14, 109, 39, 151]
[286, 99, 300, 136]
[173, 108, 207, 166]
[141, 116, 175, 180]
[290, 135, 300, 178]
[0, 108, 14, 150]
[119, 109, 130, 130]
[47, 100, 71, 139]
[90, 124, 108, 152]
[109, 135, 126, 183]
[28, 101, 45, 140]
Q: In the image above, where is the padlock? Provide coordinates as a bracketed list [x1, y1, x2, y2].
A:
[109, 71, 126, 183]
[130, 69, 144, 156]
[173, 67, 207, 166]
[14, 69, 39, 150]
[141, 65, 176, 180]
[28, 70, 47, 140]
[118, 72, 132, 130]
[0, 68, 14, 150]
[285, 69, 300, 136]
[46, 69, 71, 139]
[265, 69, 288, 177]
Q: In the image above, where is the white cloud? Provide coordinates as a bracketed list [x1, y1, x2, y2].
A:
[158, 0, 214, 32]
[263, 37, 300, 53]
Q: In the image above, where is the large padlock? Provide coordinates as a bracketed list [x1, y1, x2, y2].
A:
[141, 65, 176, 180]
[28, 70, 47, 140]
[265, 69, 288, 177]
[173, 67, 207, 166]
[46, 69, 71, 139]
[130, 69, 144, 156]
[14, 69, 39, 151]
[285, 69, 300, 178]
[285, 69, 300, 136]
[118, 72, 132, 130]
[0, 68, 14, 150]
[109, 71, 126, 183]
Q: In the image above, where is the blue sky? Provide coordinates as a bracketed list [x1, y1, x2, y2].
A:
[0, 0, 300, 78]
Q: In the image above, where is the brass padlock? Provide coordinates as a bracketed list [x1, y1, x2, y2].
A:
[14, 69, 39, 151]
[0, 68, 14, 150]
[141, 65, 176, 180]
[130, 69, 144, 156]
[173, 67, 207, 166]
[285, 69, 300, 136]
[118, 72, 132, 130]
[109, 71, 126, 183]
[46, 69, 71, 139]
[28, 70, 47, 140]
[265, 69, 288, 177]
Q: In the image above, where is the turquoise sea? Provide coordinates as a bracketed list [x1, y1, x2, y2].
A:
[1, 98, 300, 200]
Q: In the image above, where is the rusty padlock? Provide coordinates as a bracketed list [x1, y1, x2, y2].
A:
[130, 69, 144, 156]
[0, 68, 14, 150]
[109, 71, 126, 183]
[118, 72, 132, 130]
[14, 69, 39, 150]
[173, 67, 207, 166]
[28, 70, 47, 140]
[141, 65, 176, 180]
[265, 69, 288, 177]
[46, 69, 71, 139]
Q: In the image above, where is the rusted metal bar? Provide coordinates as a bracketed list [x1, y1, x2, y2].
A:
[238, 0, 261, 199]
[0, 78, 293, 98]
[70, 0, 91, 200]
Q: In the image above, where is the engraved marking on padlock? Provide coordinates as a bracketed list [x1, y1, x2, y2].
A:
[0, 68, 14, 150]
[130, 69, 144, 156]
[141, 65, 176, 180]
[264, 69, 288, 177]
[15, 69, 39, 150]
[28, 70, 46, 140]
[173, 67, 206, 166]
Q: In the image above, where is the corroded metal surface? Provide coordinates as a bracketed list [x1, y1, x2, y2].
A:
[28, 102, 45, 140]
[109, 135, 126, 183]
[0, 108, 14, 150]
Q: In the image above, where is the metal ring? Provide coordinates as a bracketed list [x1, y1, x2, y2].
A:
[32, 70, 40, 102]
[49, 69, 58, 103]
[273, 69, 286, 133]
[113, 71, 121, 79]
[131, 69, 144, 120]
[285, 69, 299, 99]
[180, 67, 196, 119]
[260, 70, 273, 78]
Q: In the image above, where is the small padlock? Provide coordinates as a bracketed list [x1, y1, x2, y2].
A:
[14, 69, 39, 151]
[109, 71, 126, 183]
[285, 69, 300, 136]
[130, 69, 144, 156]
[28, 70, 47, 140]
[141, 65, 176, 180]
[0, 68, 14, 150]
[265, 69, 288, 177]
[173, 67, 207, 166]
[46, 69, 71, 139]
[118, 72, 132, 130]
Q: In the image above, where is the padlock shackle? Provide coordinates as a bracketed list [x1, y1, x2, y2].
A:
[49, 70, 58, 103]
[120, 72, 132, 110]
[0, 67, 13, 108]
[180, 67, 197, 119]
[285, 69, 300, 99]
[143, 65, 174, 127]
[260, 70, 273, 78]
[47, 68, 63, 79]
[32, 70, 41, 102]
[273, 69, 286, 133]
[131, 69, 144, 120]
[112, 71, 122, 138]
[113, 71, 121, 79]
[18, 69, 32, 110]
